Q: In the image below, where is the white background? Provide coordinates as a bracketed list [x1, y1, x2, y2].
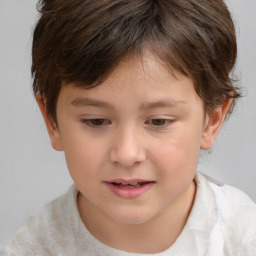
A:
[0, 0, 255, 245]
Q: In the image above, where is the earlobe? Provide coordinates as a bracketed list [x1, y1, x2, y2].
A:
[200, 99, 232, 150]
[36, 94, 63, 151]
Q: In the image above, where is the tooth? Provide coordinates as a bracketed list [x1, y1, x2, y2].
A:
[129, 182, 138, 186]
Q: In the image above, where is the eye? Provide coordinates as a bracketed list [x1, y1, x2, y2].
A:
[146, 119, 172, 127]
[81, 119, 111, 127]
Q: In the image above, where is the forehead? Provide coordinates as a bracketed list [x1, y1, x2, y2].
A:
[58, 53, 202, 111]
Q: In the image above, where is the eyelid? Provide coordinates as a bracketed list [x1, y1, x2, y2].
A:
[145, 118, 174, 127]
[79, 116, 175, 129]
[80, 118, 111, 127]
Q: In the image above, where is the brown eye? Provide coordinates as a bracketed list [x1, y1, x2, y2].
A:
[149, 119, 170, 126]
[81, 119, 110, 127]
[90, 119, 106, 126]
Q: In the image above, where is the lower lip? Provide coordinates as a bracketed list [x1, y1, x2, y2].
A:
[105, 182, 154, 199]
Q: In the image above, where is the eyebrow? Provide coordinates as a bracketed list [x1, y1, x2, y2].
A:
[139, 99, 187, 110]
[70, 98, 114, 109]
[70, 97, 187, 110]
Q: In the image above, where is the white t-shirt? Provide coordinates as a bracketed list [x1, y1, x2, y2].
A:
[7, 173, 256, 256]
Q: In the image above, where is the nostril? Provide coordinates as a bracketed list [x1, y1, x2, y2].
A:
[110, 144, 146, 168]
[112, 160, 139, 168]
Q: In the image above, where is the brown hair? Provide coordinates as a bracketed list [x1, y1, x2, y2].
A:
[32, 0, 240, 122]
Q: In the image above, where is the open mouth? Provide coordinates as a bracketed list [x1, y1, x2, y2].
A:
[105, 179, 155, 199]
[110, 181, 150, 188]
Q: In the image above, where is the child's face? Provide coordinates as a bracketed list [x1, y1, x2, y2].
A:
[39, 52, 226, 225]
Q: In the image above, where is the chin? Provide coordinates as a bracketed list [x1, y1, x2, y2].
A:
[113, 217, 150, 226]
[108, 209, 155, 225]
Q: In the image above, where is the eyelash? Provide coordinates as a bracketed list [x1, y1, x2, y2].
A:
[81, 119, 111, 127]
[80, 118, 173, 128]
[145, 119, 172, 127]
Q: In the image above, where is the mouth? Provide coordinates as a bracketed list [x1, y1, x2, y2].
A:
[105, 180, 155, 199]
[110, 181, 152, 188]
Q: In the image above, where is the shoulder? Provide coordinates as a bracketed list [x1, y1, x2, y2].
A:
[8, 185, 78, 255]
[211, 180, 256, 228]
[198, 173, 256, 218]
[200, 174, 256, 255]
[220, 184, 256, 255]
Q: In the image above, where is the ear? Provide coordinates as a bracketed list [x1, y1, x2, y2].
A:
[36, 94, 63, 151]
[200, 99, 232, 150]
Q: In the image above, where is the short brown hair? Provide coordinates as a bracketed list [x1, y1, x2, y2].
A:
[32, 0, 240, 122]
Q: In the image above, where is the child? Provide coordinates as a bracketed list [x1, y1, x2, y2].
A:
[8, 0, 256, 255]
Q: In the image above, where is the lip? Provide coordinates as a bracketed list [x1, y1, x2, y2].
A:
[104, 179, 155, 199]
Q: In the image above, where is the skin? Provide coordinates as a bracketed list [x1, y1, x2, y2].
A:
[37, 52, 231, 253]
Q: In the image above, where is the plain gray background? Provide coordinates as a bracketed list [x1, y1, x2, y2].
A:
[0, 0, 255, 245]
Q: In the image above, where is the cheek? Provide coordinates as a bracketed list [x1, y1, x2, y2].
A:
[62, 134, 106, 183]
[150, 130, 201, 178]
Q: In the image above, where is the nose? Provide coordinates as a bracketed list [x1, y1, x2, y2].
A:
[110, 127, 146, 168]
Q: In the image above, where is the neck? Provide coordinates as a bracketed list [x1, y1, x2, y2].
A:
[78, 180, 196, 254]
